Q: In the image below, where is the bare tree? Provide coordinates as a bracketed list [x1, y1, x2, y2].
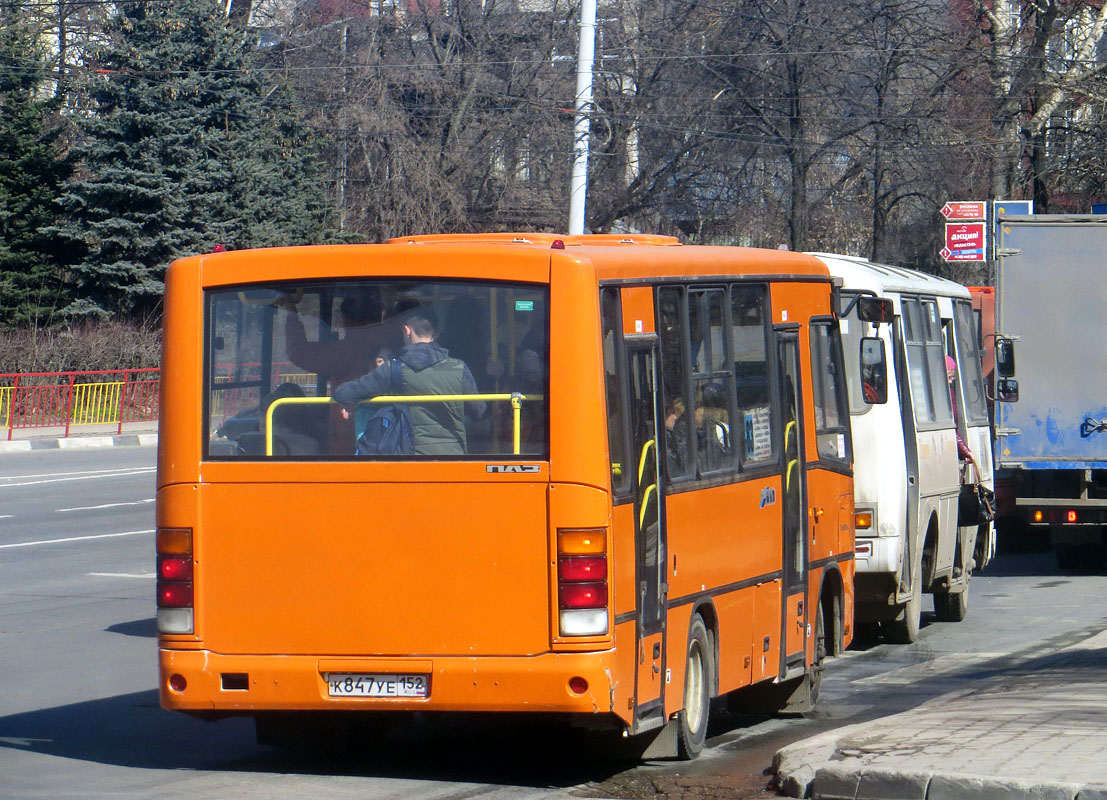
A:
[261, 0, 577, 240]
[970, 0, 1107, 210]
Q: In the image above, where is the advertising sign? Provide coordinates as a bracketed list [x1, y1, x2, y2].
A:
[941, 222, 987, 262]
[994, 200, 1032, 218]
[940, 201, 987, 221]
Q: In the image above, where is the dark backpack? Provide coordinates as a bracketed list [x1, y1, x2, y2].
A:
[356, 359, 413, 456]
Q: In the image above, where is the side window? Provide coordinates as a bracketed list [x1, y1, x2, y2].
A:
[901, 298, 932, 423]
[902, 297, 953, 426]
[953, 300, 989, 425]
[601, 288, 630, 496]
[837, 291, 868, 414]
[690, 288, 735, 473]
[923, 299, 953, 424]
[657, 286, 692, 482]
[732, 285, 774, 465]
[810, 321, 852, 466]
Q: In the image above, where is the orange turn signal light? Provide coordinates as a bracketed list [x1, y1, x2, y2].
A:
[157, 528, 192, 555]
[558, 528, 606, 555]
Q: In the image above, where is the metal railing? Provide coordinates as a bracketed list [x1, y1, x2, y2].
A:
[1, 369, 161, 440]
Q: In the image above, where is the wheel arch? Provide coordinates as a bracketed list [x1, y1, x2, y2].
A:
[818, 566, 845, 657]
[921, 511, 940, 587]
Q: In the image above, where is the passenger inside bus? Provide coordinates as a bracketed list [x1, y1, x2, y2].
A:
[697, 383, 731, 471]
[333, 308, 486, 456]
[946, 355, 975, 466]
[665, 397, 689, 478]
[279, 288, 402, 454]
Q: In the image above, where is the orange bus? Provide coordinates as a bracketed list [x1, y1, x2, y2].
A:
[156, 233, 855, 758]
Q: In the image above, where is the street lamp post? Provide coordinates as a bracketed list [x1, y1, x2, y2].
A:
[568, 0, 597, 236]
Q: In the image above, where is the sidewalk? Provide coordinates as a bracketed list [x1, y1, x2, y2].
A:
[0, 421, 159, 453]
[774, 628, 1107, 800]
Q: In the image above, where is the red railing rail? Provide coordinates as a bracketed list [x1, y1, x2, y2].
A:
[1, 368, 161, 441]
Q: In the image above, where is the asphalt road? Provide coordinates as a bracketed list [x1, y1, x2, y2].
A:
[2, 446, 1103, 799]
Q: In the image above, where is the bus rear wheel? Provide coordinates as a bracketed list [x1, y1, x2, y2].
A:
[884, 557, 921, 644]
[810, 602, 826, 704]
[676, 616, 713, 759]
[933, 586, 968, 622]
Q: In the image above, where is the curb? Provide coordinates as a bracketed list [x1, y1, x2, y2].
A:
[808, 765, 1092, 800]
[773, 677, 1107, 800]
[0, 433, 158, 454]
[778, 732, 1103, 800]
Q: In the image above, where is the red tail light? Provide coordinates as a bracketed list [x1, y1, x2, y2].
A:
[158, 581, 194, 608]
[558, 555, 607, 582]
[559, 581, 607, 609]
[158, 556, 193, 581]
[157, 527, 194, 634]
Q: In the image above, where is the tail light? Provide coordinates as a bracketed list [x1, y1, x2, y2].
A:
[557, 529, 608, 636]
[157, 527, 194, 634]
[854, 510, 873, 531]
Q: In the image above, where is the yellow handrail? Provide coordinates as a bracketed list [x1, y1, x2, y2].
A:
[639, 483, 657, 529]
[637, 438, 656, 485]
[264, 393, 536, 456]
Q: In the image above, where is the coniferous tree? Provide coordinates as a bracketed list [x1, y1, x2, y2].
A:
[52, 0, 330, 320]
[0, 3, 72, 328]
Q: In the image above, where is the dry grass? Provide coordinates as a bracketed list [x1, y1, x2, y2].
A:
[0, 322, 161, 376]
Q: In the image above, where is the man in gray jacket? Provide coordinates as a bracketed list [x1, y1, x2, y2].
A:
[334, 308, 483, 456]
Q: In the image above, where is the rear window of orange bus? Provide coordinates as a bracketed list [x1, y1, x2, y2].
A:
[204, 280, 548, 459]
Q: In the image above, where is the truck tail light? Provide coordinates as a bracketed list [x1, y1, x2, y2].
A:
[157, 527, 194, 634]
[557, 529, 608, 636]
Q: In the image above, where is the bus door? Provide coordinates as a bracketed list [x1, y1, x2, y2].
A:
[896, 298, 931, 599]
[626, 336, 668, 730]
[776, 328, 808, 672]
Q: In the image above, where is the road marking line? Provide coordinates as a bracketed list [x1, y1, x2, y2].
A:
[0, 529, 154, 550]
[0, 466, 155, 481]
[57, 498, 155, 513]
[0, 468, 154, 489]
[88, 572, 155, 579]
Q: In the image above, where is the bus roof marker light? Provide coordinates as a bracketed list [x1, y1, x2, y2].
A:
[552, 239, 565, 250]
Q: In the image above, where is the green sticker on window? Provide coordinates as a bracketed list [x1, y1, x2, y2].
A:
[515, 300, 534, 311]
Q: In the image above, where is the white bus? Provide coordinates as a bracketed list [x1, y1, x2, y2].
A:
[812, 254, 994, 643]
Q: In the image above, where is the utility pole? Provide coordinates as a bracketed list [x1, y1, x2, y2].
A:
[568, 0, 597, 236]
[338, 23, 349, 233]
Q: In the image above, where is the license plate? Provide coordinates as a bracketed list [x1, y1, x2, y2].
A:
[327, 673, 429, 698]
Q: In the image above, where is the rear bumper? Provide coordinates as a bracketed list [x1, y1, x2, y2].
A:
[159, 648, 619, 718]
[854, 535, 901, 575]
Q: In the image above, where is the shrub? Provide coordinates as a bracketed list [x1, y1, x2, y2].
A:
[0, 322, 161, 375]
